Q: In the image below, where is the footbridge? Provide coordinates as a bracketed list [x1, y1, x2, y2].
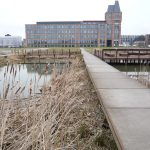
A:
[82, 48, 150, 150]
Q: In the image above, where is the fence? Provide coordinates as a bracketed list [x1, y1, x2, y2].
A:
[14, 49, 81, 59]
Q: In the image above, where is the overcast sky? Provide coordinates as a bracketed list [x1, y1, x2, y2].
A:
[0, 0, 149, 38]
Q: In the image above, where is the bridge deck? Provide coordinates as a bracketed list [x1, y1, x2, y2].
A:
[94, 48, 150, 64]
[82, 48, 150, 150]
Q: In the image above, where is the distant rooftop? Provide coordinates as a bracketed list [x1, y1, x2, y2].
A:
[5, 34, 11, 36]
[37, 21, 80, 25]
[107, 0, 121, 13]
[37, 20, 106, 25]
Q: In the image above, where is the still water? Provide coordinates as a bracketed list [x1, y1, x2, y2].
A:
[0, 61, 69, 99]
[112, 64, 150, 72]
[112, 64, 150, 82]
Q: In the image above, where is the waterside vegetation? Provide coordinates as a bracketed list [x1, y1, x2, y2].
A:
[0, 56, 117, 150]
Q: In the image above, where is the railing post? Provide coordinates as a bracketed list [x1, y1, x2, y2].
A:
[69, 49, 71, 58]
[138, 50, 140, 63]
[116, 48, 118, 63]
[102, 50, 104, 60]
[53, 49, 55, 58]
[94, 49, 96, 56]
[127, 50, 129, 64]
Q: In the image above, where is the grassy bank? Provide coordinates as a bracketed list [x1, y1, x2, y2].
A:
[0, 56, 23, 67]
[0, 56, 117, 150]
[0, 47, 80, 52]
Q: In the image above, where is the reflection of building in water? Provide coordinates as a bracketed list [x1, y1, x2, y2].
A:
[25, 1, 122, 47]
[25, 63, 68, 75]
[25, 63, 52, 75]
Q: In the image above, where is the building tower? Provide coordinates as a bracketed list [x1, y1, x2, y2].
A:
[105, 0, 122, 47]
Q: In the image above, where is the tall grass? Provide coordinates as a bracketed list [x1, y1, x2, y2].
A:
[0, 57, 117, 150]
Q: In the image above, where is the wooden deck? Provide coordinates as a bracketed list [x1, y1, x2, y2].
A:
[94, 48, 150, 64]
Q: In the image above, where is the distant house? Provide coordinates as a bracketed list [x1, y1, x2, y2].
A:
[132, 35, 145, 47]
[0, 35, 22, 48]
[121, 35, 140, 47]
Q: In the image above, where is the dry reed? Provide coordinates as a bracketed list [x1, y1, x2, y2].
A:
[0, 57, 117, 150]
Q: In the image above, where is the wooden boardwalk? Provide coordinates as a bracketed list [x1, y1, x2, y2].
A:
[82, 48, 150, 150]
[94, 48, 150, 64]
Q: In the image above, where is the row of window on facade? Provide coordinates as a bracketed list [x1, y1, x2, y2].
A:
[26, 26, 119, 35]
[27, 33, 119, 41]
[26, 24, 108, 33]
[28, 43, 106, 48]
[26, 29, 103, 34]
[26, 24, 106, 30]
[27, 34, 103, 39]
[27, 39, 105, 44]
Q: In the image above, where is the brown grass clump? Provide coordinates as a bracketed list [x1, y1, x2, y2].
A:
[0, 57, 117, 150]
[0, 56, 21, 67]
[0, 58, 7, 66]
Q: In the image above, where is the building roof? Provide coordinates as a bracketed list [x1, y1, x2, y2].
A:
[37, 20, 106, 25]
[37, 21, 81, 24]
[114, 1, 121, 12]
[107, 5, 114, 12]
[107, 0, 121, 13]
[83, 20, 106, 23]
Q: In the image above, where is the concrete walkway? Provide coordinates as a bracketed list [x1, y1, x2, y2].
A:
[82, 49, 150, 150]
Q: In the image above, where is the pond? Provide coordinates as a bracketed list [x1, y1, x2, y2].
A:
[0, 60, 69, 99]
[112, 64, 150, 72]
[111, 64, 150, 82]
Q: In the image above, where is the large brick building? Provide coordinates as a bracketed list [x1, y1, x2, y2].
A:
[25, 1, 122, 47]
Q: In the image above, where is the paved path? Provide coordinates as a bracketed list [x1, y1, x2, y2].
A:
[82, 48, 150, 150]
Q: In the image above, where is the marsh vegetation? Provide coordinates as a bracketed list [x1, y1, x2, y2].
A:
[0, 56, 117, 150]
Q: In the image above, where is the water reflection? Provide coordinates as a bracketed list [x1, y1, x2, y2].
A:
[112, 64, 150, 72]
[112, 64, 150, 86]
[0, 61, 69, 99]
